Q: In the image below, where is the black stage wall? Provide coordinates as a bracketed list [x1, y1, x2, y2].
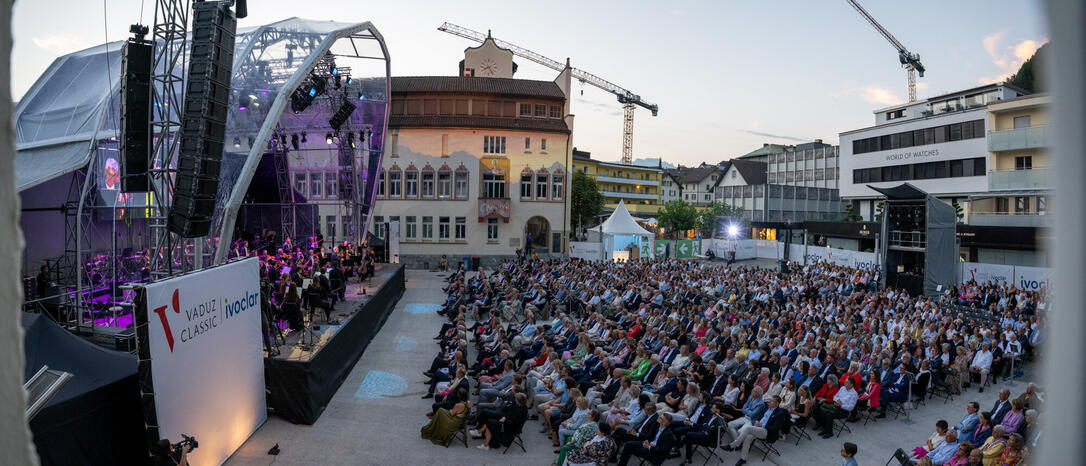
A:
[265, 265, 405, 424]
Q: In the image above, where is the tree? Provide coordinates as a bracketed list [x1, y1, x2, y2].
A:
[874, 201, 885, 223]
[1006, 43, 1047, 93]
[655, 200, 698, 237]
[844, 203, 861, 222]
[570, 171, 605, 232]
[952, 201, 964, 222]
[696, 201, 743, 237]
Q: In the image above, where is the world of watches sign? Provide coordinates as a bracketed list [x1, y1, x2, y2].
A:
[884, 149, 939, 161]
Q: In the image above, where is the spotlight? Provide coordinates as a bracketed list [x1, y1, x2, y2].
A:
[346, 77, 353, 86]
[358, 92, 365, 101]
[726, 224, 739, 239]
[233, 137, 241, 148]
[347, 132, 356, 148]
[328, 100, 357, 131]
[331, 66, 338, 77]
[239, 94, 251, 111]
[326, 133, 334, 145]
[300, 132, 307, 143]
[291, 134, 300, 150]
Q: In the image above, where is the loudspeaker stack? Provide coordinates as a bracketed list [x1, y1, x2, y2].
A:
[120, 38, 153, 192]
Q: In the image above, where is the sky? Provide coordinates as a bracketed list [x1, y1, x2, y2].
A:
[11, 0, 1048, 166]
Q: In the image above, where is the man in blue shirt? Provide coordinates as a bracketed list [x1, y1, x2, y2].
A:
[726, 386, 766, 441]
[953, 401, 980, 441]
[841, 442, 858, 466]
[722, 395, 784, 465]
[928, 429, 961, 466]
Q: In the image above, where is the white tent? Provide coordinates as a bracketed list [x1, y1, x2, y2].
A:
[588, 201, 654, 260]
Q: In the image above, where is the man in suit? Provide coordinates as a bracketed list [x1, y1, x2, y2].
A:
[990, 388, 1013, 424]
[613, 404, 660, 446]
[708, 364, 728, 399]
[723, 395, 787, 466]
[681, 402, 725, 463]
[617, 413, 675, 466]
[877, 365, 910, 417]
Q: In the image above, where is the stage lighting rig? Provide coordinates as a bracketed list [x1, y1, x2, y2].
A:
[291, 134, 300, 150]
[325, 133, 334, 145]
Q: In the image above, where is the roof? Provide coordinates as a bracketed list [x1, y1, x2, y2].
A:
[390, 115, 569, 134]
[867, 182, 929, 200]
[738, 144, 792, 159]
[589, 201, 654, 237]
[677, 165, 720, 184]
[572, 148, 592, 160]
[391, 76, 566, 100]
[729, 159, 767, 185]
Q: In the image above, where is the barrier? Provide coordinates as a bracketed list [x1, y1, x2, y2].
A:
[958, 262, 1052, 291]
[569, 241, 604, 261]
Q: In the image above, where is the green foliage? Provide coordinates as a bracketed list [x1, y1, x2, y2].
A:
[1006, 43, 1047, 93]
[571, 171, 604, 231]
[696, 201, 743, 237]
[655, 200, 699, 237]
[874, 202, 885, 223]
[952, 201, 964, 222]
[844, 203, 862, 222]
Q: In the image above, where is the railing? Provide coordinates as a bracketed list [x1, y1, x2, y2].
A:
[596, 175, 659, 186]
[987, 167, 1052, 191]
[600, 191, 657, 200]
[987, 125, 1049, 151]
[888, 230, 925, 249]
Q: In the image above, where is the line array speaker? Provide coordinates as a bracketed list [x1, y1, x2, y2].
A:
[169, 1, 236, 238]
[120, 39, 153, 192]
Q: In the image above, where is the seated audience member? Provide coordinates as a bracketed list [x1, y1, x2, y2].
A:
[476, 392, 529, 451]
[564, 422, 615, 466]
[616, 413, 674, 466]
[978, 425, 1007, 466]
[928, 429, 961, 466]
[952, 402, 981, 442]
[815, 377, 857, 438]
[994, 433, 1024, 466]
[420, 388, 470, 446]
[999, 399, 1026, 434]
[914, 419, 950, 459]
[721, 395, 786, 466]
[943, 441, 975, 466]
[555, 409, 600, 465]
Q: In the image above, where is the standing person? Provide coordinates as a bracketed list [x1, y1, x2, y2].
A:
[841, 442, 858, 466]
[526, 232, 533, 254]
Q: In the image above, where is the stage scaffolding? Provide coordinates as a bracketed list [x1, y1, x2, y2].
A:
[15, 18, 390, 336]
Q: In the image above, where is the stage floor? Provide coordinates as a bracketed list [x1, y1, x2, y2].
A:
[268, 265, 399, 362]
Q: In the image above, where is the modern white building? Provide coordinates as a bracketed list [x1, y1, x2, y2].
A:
[839, 82, 1028, 221]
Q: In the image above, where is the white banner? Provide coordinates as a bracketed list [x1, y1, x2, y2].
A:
[569, 241, 604, 261]
[388, 220, 400, 263]
[959, 262, 1015, 285]
[144, 258, 266, 466]
[1013, 266, 1052, 291]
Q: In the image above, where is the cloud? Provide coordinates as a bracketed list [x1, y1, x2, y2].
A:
[978, 32, 1047, 84]
[31, 33, 88, 53]
[861, 86, 904, 106]
[915, 82, 930, 91]
[575, 98, 616, 113]
[740, 130, 808, 143]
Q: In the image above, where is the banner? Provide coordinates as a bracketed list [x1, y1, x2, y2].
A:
[1014, 266, 1052, 291]
[388, 220, 400, 264]
[959, 262, 1015, 285]
[569, 241, 603, 261]
[675, 239, 700, 258]
[143, 258, 266, 466]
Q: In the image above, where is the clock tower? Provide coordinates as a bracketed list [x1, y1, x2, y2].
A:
[462, 31, 514, 78]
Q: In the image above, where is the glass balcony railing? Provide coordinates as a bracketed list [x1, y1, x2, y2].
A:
[987, 126, 1049, 151]
[987, 168, 1052, 191]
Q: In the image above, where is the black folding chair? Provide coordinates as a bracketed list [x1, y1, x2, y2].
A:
[446, 418, 469, 448]
[689, 421, 723, 466]
[502, 417, 527, 454]
[885, 447, 916, 466]
[753, 437, 781, 461]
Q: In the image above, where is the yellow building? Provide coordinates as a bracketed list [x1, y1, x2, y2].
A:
[969, 93, 1051, 226]
[571, 149, 662, 216]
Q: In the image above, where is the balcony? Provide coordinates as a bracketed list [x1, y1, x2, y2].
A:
[969, 212, 1053, 228]
[987, 125, 1050, 151]
[987, 168, 1052, 191]
[600, 190, 657, 200]
[596, 175, 659, 186]
[477, 197, 510, 222]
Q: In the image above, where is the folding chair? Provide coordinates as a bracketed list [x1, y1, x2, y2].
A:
[689, 422, 724, 466]
[501, 434, 525, 454]
[753, 437, 781, 461]
[833, 409, 853, 438]
[884, 447, 915, 466]
[790, 415, 812, 445]
[860, 407, 880, 426]
[446, 418, 469, 448]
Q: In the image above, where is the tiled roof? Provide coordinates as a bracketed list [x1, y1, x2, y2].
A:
[389, 115, 570, 134]
[730, 159, 767, 185]
[391, 76, 566, 100]
[678, 165, 720, 183]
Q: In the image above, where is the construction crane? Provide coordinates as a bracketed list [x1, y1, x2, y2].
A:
[438, 22, 658, 165]
[845, 0, 926, 102]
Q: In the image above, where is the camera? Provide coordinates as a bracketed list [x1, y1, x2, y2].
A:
[169, 434, 198, 461]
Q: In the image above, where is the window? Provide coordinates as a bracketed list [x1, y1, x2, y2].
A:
[388, 169, 402, 197]
[484, 172, 507, 198]
[996, 198, 1009, 213]
[1013, 115, 1032, 129]
[551, 174, 564, 200]
[552, 232, 561, 253]
[1015, 196, 1030, 213]
[437, 171, 452, 198]
[438, 216, 450, 240]
[534, 104, 546, 117]
[377, 171, 385, 197]
[536, 172, 549, 199]
[524, 137, 531, 150]
[404, 169, 418, 197]
[405, 216, 417, 240]
[541, 139, 547, 151]
[422, 216, 433, 240]
[454, 169, 469, 199]
[310, 172, 323, 198]
[520, 103, 532, 116]
[520, 172, 533, 199]
[487, 218, 499, 241]
[326, 216, 337, 240]
[294, 172, 307, 197]
[373, 216, 384, 239]
[1037, 196, 1047, 213]
[421, 170, 435, 198]
[550, 105, 561, 118]
[342, 215, 352, 238]
[483, 136, 506, 154]
[454, 217, 466, 240]
[325, 171, 338, 198]
[1015, 156, 1033, 170]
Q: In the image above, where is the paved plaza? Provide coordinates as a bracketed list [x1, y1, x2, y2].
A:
[228, 269, 1037, 465]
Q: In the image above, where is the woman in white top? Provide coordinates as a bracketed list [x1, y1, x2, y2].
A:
[763, 372, 784, 402]
[722, 375, 741, 406]
[671, 346, 691, 370]
[779, 378, 797, 412]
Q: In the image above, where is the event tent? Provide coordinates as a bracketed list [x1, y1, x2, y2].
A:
[589, 201, 654, 259]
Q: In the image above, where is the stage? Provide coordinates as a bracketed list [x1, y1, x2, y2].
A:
[264, 264, 406, 425]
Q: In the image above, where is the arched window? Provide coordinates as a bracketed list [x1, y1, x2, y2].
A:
[454, 163, 470, 199]
[535, 167, 549, 200]
[437, 163, 452, 198]
[404, 163, 418, 198]
[387, 164, 402, 198]
[420, 163, 435, 198]
[520, 167, 533, 200]
[551, 168, 564, 201]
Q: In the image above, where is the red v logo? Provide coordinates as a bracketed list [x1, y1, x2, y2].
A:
[152, 289, 181, 352]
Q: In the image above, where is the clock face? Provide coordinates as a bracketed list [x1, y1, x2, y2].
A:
[479, 58, 498, 76]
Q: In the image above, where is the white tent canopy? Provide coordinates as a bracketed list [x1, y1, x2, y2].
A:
[590, 201, 654, 237]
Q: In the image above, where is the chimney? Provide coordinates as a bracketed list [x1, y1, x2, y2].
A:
[815, 138, 823, 144]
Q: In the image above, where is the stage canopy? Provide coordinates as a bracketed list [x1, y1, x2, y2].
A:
[589, 201, 654, 260]
[14, 17, 392, 263]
